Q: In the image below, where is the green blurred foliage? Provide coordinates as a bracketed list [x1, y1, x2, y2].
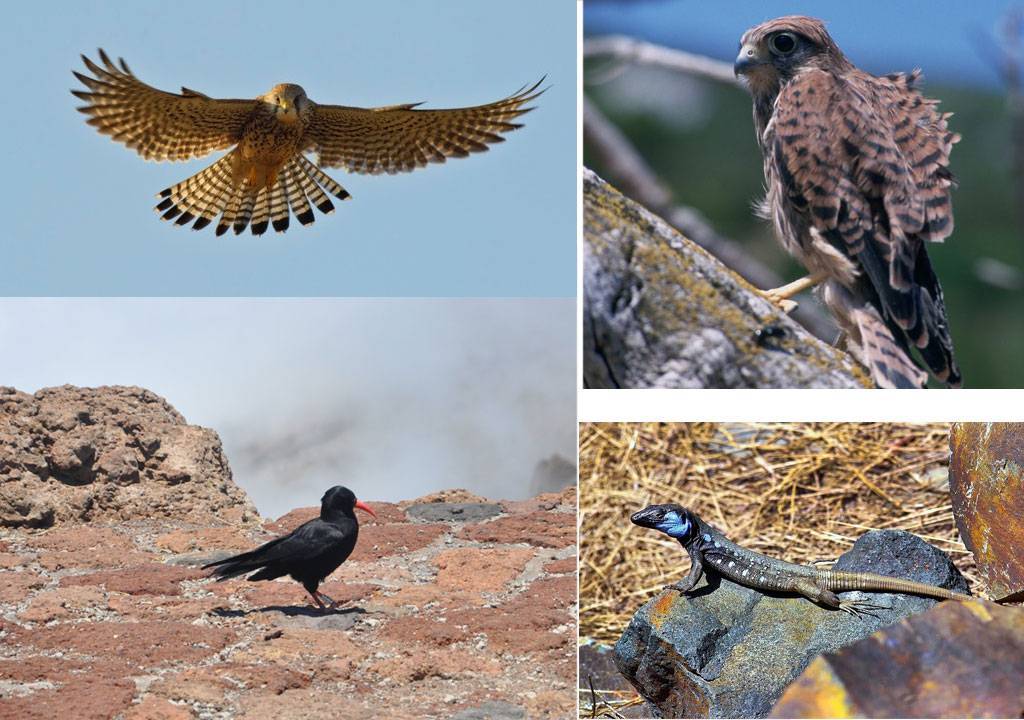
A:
[585, 70, 1024, 388]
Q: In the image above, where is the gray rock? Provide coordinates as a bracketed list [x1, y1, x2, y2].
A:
[451, 700, 526, 720]
[615, 530, 969, 718]
[405, 502, 503, 523]
[582, 169, 869, 389]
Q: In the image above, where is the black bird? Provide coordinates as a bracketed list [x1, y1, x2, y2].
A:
[203, 485, 376, 610]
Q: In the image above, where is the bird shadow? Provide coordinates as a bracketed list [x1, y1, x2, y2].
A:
[211, 605, 367, 618]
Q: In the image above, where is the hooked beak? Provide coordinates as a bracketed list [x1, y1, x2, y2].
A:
[354, 499, 377, 519]
[734, 42, 767, 76]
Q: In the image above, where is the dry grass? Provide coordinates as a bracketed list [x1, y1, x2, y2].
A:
[579, 422, 976, 648]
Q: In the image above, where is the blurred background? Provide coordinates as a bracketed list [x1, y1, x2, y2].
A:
[0, 299, 576, 516]
[585, 0, 1024, 388]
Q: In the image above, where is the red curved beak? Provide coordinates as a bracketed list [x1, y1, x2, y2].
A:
[354, 499, 377, 519]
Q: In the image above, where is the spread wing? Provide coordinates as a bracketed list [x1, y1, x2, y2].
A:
[72, 49, 256, 162]
[304, 78, 545, 174]
[770, 68, 960, 385]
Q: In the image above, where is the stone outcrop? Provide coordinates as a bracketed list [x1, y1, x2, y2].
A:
[0, 487, 577, 719]
[583, 168, 870, 389]
[0, 385, 256, 528]
[614, 530, 969, 718]
[772, 600, 1024, 718]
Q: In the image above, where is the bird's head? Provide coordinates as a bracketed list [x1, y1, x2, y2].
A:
[262, 83, 309, 122]
[734, 16, 850, 93]
[630, 503, 698, 543]
[320, 485, 377, 521]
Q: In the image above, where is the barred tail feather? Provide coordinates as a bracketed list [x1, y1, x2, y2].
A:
[155, 154, 236, 231]
[156, 152, 350, 235]
[296, 155, 351, 202]
[283, 163, 315, 226]
[250, 186, 271, 236]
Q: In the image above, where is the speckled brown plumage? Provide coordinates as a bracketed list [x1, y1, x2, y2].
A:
[735, 17, 960, 388]
[72, 50, 543, 235]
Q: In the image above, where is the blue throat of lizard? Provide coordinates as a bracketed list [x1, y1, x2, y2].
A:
[657, 510, 692, 540]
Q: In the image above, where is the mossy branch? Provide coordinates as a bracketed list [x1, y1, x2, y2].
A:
[583, 168, 872, 389]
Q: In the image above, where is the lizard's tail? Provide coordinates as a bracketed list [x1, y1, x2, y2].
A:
[823, 571, 967, 601]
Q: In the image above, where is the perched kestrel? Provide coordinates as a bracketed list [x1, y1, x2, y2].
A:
[72, 50, 543, 235]
[734, 17, 960, 388]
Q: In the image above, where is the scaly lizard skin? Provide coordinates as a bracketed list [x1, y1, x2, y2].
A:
[631, 504, 968, 617]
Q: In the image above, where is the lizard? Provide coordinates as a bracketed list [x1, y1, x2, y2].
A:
[630, 503, 970, 617]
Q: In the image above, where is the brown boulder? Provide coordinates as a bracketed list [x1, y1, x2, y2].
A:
[0, 385, 257, 527]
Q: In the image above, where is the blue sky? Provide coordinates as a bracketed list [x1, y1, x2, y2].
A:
[0, 298, 576, 516]
[1, 1, 575, 297]
[586, 0, 1013, 89]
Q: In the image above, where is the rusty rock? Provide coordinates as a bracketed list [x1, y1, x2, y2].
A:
[949, 422, 1024, 600]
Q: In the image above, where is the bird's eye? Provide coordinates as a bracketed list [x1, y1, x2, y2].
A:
[769, 32, 798, 56]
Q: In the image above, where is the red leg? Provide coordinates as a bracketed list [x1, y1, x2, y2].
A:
[307, 590, 326, 611]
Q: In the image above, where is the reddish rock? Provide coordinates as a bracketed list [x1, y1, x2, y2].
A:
[154, 526, 254, 553]
[500, 488, 575, 514]
[458, 511, 575, 548]
[36, 547, 150, 571]
[543, 557, 577, 574]
[104, 592, 223, 621]
[236, 627, 369, 667]
[219, 663, 313, 695]
[448, 577, 576, 655]
[0, 551, 32, 569]
[350, 523, 447, 561]
[236, 687, 383, 720]
[31, 526, 149, 570]
[378, 583, 471, 610]
[61, 563, 203, 595]
[0, 655, 87, 682]
[30, 525, 135, 552]
[0, 675, 135, 720]
[380, 615, 468, 647]
[366, 645, 502, 682]
[11, 620, 236, 666]
[124, 696, 195, 720]
[0, 570, 46, 603]
[435, 547, 535, 595]
[150, 667, 231, 705]
[18, 585, 108, 623]
[406, 489, 491, 505]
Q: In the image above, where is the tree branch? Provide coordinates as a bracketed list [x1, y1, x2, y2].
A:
[584, 35, 738, 86]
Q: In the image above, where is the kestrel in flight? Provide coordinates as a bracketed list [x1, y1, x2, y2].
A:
[72, 50, 543, 236]
[734, 17, 960, 388]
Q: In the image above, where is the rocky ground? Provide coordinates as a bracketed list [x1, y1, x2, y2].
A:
[0, 487, 576, 719]
[0, 386, 578, 719]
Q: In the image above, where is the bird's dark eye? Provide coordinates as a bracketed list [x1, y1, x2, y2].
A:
[769, 32, 798, 56]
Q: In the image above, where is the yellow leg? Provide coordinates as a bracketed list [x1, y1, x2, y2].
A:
[759, 272, 827, 313]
